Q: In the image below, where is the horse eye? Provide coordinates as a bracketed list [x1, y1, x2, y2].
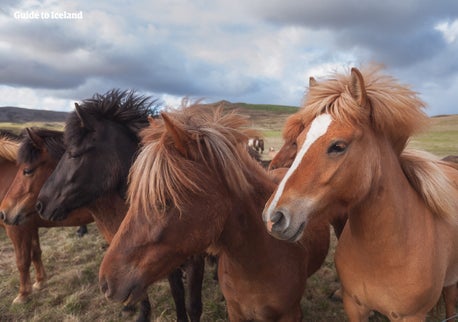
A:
[292, 142, 297, 147]
[23, 168, 34, 176]
[327, 141, 347, 155]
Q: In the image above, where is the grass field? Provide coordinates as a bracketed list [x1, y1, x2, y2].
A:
[0, 111, 456, 321]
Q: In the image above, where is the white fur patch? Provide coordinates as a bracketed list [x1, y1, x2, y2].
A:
[265, 113, 332, 219]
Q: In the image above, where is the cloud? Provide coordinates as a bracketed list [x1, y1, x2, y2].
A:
[0, 0, 457, 116]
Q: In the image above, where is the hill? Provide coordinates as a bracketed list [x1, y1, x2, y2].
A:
[0, 106, 69, 123]
[210, 100, 298, 131]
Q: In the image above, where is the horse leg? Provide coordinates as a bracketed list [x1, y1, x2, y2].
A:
[134, 293, 151, 322]
[30, 228, 47, 291]
[6, 226, 33, 304]
[444, 283, 458, 319]
[167, 268, 188, 322]
[342, 291, 371, 322]
[76, 224, 88, 237]
[183, 255, 204, 322]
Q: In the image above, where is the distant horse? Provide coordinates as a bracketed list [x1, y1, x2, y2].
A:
[248, 136, 264, 153]
[0, 130, 91, 304]
[35, 90, 204, 322]
[262, 66, 458, 320]
[98, 105, 331, 321]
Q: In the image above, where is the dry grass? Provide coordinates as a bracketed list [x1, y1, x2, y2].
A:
[0, 112, 456, 321]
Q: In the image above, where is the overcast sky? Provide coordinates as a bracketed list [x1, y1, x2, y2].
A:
[1, 0, 458, 116]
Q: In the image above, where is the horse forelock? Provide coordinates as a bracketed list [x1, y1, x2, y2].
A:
[128, 104, 262, 219]
[0, 130, 20, 161]
[302, 64, 429, 154]
[18, 128, 65, 164]
[65, 89, 161, 145]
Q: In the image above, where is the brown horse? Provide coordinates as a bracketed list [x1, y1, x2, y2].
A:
[262, 65, 458, 320]
[35, 90, 204, 322]
[0, 130, 91, 304]
[99, 105, 331, 321]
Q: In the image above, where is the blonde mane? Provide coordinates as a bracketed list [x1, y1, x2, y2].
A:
[0, 133, 19, 162]
[128, 104, 261, 217]
[400, 150, 458, 223]
[295, 65, 456, 222]
[300, 64, 430, 154]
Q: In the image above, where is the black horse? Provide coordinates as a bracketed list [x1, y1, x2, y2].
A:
[36, 90, 204, 322]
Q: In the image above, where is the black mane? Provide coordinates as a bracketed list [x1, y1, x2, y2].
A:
[65, 89, 161, 145]
[18, 128, 65, 164]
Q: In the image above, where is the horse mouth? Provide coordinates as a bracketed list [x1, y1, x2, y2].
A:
[13, 212, 34, 225]
[101, 278, 145, 307]
[4, 210, 34, 226]
[287, 222, 306, 242]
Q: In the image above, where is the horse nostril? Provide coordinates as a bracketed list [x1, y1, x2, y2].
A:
[35, 201, 43, 215]
[0, 211, 5, 222]
[270, 211, 286, 232]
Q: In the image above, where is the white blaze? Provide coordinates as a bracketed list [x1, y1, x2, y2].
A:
[265, 113, 332, 218]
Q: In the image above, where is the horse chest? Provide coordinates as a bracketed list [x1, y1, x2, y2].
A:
[335, 231, 444, 316]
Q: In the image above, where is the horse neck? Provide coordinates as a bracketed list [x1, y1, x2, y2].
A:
[89, 193, 127, 243]
[348, 141, 431, 246]
[218, 168, 285, 264]
[0, 160, 18, 200]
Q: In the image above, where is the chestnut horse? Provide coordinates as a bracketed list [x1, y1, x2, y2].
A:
[263, 66, 458, 320]
[0, 130, 91, 304]
[35, 90, 204, 322]
[99, 105, 331, 321]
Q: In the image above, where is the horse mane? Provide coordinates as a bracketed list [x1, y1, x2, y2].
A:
[282, 112, 304, 143]
[65, 89, 160, 144]
[400, 149, 458, 223]
[0, 130, 20, 161]
[128, 104, 262, 217]
[18, 128, 65, 164]
[300, 64, 430, 154]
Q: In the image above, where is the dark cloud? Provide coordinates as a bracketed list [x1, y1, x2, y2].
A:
[247, 1, 458, 68]
[249, 0, 458, 32]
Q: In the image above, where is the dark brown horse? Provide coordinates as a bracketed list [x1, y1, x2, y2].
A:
[35, 90, 204, 322]
[99, 105, 331, 321]
[0, 130, 91, 304]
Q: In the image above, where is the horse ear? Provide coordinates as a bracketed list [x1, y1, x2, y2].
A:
[25, 128, 44, 150]
[161, 112, 190, 157]
[309, 77, 318, 87]
[350, 67, 367, 107]
[74, 102, 93, 131]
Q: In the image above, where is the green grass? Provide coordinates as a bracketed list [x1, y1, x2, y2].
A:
[236, 103, 299, 113]
[407, 115, 458, 157]
[0, 122, 64, 134]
